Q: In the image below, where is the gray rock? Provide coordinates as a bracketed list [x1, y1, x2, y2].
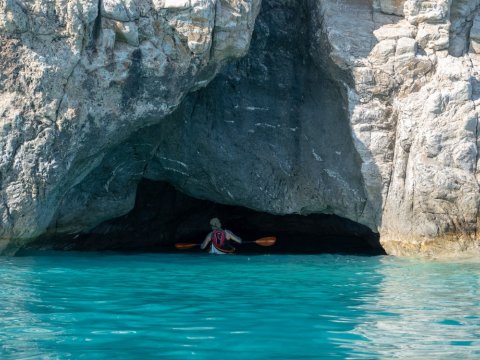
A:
[0, 0, 260, 253]
[51, 0, 366, 236]
[3, 0, 480, 258]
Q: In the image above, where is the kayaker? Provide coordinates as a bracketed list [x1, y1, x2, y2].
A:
[201, 218, 242, 254]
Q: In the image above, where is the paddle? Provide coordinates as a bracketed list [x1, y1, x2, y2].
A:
[246, 236, 276, 246]
[175, 236, 277, 250]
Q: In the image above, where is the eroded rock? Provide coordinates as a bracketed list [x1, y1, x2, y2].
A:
[0, 0, 260, 252]
[2, 0, 480, 258]
[313, 0, 480, 257]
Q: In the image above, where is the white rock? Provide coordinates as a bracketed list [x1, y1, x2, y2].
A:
[416, 23, 449, 51]
[163, 0, 191, 9]
[377, 0, 406, 16]
[373, 21, 416, 41]
[395, 37, 417, 56]
[312, 0, 480, 257]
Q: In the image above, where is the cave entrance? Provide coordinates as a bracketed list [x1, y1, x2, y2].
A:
[51, 180, 384, 255]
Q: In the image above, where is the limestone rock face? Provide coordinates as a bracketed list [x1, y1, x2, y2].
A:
[3, 0, 480, 258]
[0, 0, 260, 252]
[313, 0, 480, 257]
[52, 0, 480, 258]
[54, 0, 367, 237]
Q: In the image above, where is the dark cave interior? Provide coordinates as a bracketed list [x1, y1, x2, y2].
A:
[31, 180, 384, 255]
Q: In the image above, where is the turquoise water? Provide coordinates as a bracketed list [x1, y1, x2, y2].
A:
[1, 253, 479, 359]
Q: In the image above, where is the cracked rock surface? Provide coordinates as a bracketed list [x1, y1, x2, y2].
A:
[317, 0, 480, 257]
[3, 0, 480, 258]
[0, 0, 260, 252]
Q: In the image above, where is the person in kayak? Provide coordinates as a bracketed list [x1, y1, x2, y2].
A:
[201, 218, 242, 254]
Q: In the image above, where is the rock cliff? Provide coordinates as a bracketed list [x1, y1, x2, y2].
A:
[0, 0, 260, 252]
[2, 0, 480, 257]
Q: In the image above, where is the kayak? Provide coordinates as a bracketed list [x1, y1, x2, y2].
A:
[209, 244, 235, 255]
[174, 237, 276, 252]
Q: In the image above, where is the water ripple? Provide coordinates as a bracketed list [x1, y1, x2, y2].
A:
[0, 253, 479, 358]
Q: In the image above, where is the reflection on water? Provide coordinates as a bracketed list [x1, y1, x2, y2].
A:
[0, 253, 479, 358]
[349, 258, 480, 358]
[0, 257, 58, 357]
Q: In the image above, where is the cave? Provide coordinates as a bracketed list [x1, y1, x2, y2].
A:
[24, 0, 382, 256]
[33, 179, 383, 255]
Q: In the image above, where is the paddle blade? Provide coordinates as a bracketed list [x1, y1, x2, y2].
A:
[254, 236, 277, 246]
[175, 243, 200, 250]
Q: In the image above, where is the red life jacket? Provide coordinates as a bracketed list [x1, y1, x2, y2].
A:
[212, 229, 227, 249]
[210, 229, 235, 253]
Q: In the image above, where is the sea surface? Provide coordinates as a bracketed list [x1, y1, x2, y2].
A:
[1, 252, 479, 359]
